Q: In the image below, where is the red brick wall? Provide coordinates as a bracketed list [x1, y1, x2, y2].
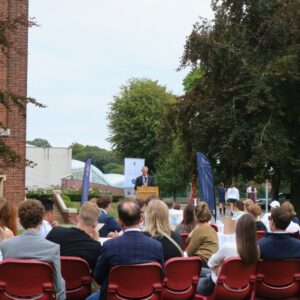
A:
[62, 179, 124, 196]
[0, 0, 28, 205]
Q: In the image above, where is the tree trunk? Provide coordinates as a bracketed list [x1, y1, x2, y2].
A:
[290, 172, 300, 215]
[271, 170, 281, 200]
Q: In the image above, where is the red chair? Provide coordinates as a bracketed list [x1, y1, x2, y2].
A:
[195, 257, 257, 300]
[108, 262, 163, 299]
[256, 231, 266, 241]
[60, 256, 92, 300]
[163, 257, 201, 299]
[254, 259, 300, 300]
[0, 258, 56, 299]
[180, 233, 190, 251]
[210, 224, 218, 232]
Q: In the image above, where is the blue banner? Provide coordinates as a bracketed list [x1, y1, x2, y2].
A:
[81, 158, 92, 204]
[196, 152, 216, 220]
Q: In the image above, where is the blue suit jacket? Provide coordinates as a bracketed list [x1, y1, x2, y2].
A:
[93, 230, 164, 299]
[258, 232, 300, 259]
[98, 211, 121, 237]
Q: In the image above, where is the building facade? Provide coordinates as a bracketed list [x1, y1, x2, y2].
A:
[0, 0, 28, 204]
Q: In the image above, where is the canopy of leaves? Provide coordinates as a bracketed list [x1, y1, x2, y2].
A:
[27, 138, 51, 148]
[176, 0, 300, 201]
[70, 143, 123, 174]
[107, 78, 175, 171]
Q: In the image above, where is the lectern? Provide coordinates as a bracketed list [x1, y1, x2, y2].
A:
[136, 186, 159, 201]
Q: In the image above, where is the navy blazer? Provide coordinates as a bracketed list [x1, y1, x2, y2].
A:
[134, 175, 155, 190]
[93, 230, 164, 300]
[98, 211, 121, 237]
[258, 232, 300, 260]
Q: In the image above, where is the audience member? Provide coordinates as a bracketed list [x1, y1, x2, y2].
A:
[144, 200, 183, 261]
[39, 199, 59, 238]
[281, 201, 300, 231]
[261, 200, 280, 231]
[244, 199, 254, 212]
[186, 202, 218, 268]
[46, 202, 101, 270]
[0, 197, 17, 239]
[165, 199, 183, 229]
[88, 199, 164, 300]
[232, 200, 246, 219]
[96, 194, 121, 237]
[258, 207, 300, 259]
[225, 183, 240, 211]
[197, 214, 259, 295]
[136, 198, 146, 230]
[175, 204, 196, 234]
[247, 203, 267, 231]
[218, 183, 226, 216]
[174, 202, 181, 210]
[0, 200, 65, 300]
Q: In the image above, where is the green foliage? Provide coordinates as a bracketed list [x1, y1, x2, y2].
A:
[70, 143, 123, 174]
[183, 68, 204, 93]
[177, 0, 300, 204]
[27, 138, 51, 148]
[26, 188, 53, 201]
[107, 78, 176, 171]
[156, 139, 191, 199]
[61, 194, 76, 208]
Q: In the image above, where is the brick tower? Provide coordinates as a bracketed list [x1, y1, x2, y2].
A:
[0, 0, 28, 204]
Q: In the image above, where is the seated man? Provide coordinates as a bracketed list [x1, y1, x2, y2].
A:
[39, 199, 59, 238]
[96, 194, 121, 237]
[46, 202, 101, 270]
[258, 207, 300, 259]
[0, 200, 65, 300]
[87, 199, 164, 300]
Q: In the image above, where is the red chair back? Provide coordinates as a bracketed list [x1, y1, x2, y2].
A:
[196, 257, 256, 300]
[210, 224, 218, 232]
[163, 257, 202, 299]
[60, 256, 92, 300]
[180, 233, 189, 251]
[255, 259, 300, 299]
[108, 262, 163, 300]
[0, 259, 55, 300]
[256, 231, 266, 241]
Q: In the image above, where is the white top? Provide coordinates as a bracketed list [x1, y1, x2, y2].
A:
[225, 187, 240, 200]
[261, 213, 271, 231]
[39, 220, 53, 239]
[208, 242, 238, 283]
[246, 186, 257, 194]
[169, 209, 183, 229]
[261, 213, 300, 233]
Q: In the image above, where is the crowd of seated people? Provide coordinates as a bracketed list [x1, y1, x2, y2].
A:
[1, 195, 300, 299]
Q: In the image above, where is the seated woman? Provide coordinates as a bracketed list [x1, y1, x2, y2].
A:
[186, 202, 218, 268]
[175, 204, 196, 234]
[0, 197, 18, 239]
[247, 203, 267, 231]
[197, 213, 259, 295]
[144, 200, 183, 261]
[232, 200, 246, 219]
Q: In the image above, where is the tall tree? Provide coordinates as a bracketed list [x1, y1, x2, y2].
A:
[108, 78, 175, 171]
[177, 0, 300, 208]
[27, 138, 51, 148]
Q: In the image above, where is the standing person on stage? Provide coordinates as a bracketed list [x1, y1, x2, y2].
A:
[134, 166, 155, 190]
[246, 182, 257, 202]
[225, 183, 240, 212]
[218, 183, 226, 216]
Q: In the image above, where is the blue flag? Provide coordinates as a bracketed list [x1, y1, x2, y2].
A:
[196, 152, 216, 220]
[81, 158, 92, 204]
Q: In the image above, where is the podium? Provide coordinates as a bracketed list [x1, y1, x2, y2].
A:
[136, 186, 159, 201]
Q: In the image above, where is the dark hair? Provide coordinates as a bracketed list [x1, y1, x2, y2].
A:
[40, 199, 54, 212]
[19, 200, 45, 229]
[96, 194, 112, 209]
[118, 199, 141, 226]
[235, 200, 244, 211]
[270, 207, 292, 230]
[0, 201, 18, 235]
[195, 202, 211, 223]
[236, 214, 259, 264]
[174, 203, 181, 210]
[181, 204, 196, 231]
[136, 198, 146, 209]
[164, 199, 174, 209]
[145, 195, 159, 206]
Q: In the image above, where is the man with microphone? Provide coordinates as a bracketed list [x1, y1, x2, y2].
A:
[134, 166, 155, 190]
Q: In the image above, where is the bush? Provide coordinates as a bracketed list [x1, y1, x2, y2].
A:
[61, 194, 76, 208]
[112, 195, 123, 203]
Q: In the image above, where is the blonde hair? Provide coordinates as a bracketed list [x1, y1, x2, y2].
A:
[281, 201, 296, 217]
[244, 199, 254, 212]
[79, 202, 100, 226]
[144, 200, 172, 237]
[195, 202, 211, 223]
[247, 204, 262, 218]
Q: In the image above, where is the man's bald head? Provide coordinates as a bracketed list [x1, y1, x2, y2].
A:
[118, 199, 141, 227]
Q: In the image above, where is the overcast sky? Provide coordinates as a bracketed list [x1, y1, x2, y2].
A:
[27, 0, 213, 150]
